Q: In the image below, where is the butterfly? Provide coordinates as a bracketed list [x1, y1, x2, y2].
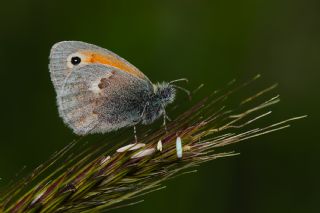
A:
[49, 41, 186, 136]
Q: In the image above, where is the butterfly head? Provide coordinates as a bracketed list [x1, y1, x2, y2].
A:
[154, 82, 176, 107]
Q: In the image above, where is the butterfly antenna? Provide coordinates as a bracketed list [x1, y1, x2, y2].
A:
[172, 85, 192, 100]
[169, 78, 189, 84]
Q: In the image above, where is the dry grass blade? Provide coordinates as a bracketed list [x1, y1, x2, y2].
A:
[0, 75, 306, 213]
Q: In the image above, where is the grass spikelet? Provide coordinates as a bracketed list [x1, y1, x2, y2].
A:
[0, 75, 306, 213]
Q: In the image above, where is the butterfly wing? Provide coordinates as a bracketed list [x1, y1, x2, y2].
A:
[57, 64, 152, 135]
[49, 41, 152, 96]
[49, 41, 154, 135]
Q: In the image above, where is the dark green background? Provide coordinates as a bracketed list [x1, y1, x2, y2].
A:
[0, 0, 318, 212]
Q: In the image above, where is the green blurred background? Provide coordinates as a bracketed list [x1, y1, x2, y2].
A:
[0, 0, 318, 212]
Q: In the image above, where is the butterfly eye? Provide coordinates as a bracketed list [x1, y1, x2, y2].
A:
[71, 56, 81, 65]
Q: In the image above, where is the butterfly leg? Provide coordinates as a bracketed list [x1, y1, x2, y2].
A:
[162, 108, 170, 133]
[140, 102, 149, 119]
[133, 125, 138, 143]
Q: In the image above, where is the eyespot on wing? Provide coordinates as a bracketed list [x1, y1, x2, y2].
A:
[49, 41, 151, 95]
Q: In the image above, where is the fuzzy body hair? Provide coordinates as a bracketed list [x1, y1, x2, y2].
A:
[141, 82, 176, 125]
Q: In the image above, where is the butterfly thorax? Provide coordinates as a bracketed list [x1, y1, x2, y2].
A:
[141, 82, 176, 124]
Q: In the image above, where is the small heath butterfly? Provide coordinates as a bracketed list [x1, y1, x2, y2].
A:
[49, 41, 182, 135]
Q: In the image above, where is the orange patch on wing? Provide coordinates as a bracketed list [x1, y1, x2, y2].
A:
[82, 51, 145, 79]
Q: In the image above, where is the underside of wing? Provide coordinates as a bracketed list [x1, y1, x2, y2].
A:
[57, 64, 152, 135]
[49, 41, 151, 96]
